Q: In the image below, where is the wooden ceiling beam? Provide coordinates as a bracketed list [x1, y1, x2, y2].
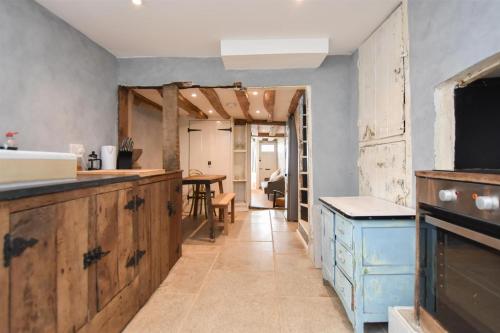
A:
[177, 94, 208, 119]
[131, 90, 162, 111]
[199, 88, 231, 119]
[234, 90, 253, 121]
[234, 119, 286, 126]
[288, 89, 305, 115]
[263, 90, 276, 122]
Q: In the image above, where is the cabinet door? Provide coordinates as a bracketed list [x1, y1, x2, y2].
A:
[150, 182, 163, 289]
[169, 178, 182, 269]
[9, 205, 57, 333]
[0, 204, 9, 333]
[321, 207, 334, 285]
[56, 198, 92, 333]
[160, 180, 171, 280]
[136, 184, 152, 306]
[95, 188, 136, 310]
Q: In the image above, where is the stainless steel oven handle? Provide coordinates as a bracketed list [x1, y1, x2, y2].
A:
[425, 215, 500, 251]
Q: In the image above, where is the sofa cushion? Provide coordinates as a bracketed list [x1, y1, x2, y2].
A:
[269, 169, 281, 182]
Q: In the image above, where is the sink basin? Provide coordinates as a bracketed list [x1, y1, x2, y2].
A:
[0, 150, 76, 184]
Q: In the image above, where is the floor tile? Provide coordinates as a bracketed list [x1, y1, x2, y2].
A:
[200, 270, 277, 297]
[271, 221, 298, 232]
[179, 294, 280, 333]
[159, 253, 217, 294]
[213, 242, 275, 271]
[279, 296, 352, 333]
[275, 253, 316, 272]
[238, 223, 273, 241]
[273, 231, 306, 254]
[123, 291, 195, 333]
[276, 269, 333, 297]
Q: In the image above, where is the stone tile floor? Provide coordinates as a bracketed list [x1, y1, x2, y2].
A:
[124, 210, 388, 333]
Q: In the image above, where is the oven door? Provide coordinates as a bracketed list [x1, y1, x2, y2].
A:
[419, 209, 500, 333]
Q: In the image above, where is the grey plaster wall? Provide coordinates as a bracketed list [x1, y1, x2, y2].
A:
[408, 0, 500, 175]
[131, 102, 163, 169]
[0, 0, 117, 154]
[119, 56, 359, 202]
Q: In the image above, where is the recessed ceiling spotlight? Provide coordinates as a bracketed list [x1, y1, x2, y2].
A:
[191, 93, 197, 97]
[132, 0, 142, 6]
[252, 91, 258, 96]
[208, 110, 213, 114]
[256, 110, 261, 114]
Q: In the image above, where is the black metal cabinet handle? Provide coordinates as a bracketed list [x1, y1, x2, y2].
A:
[3, 234, 38, 267]
[135, 195, 145, 209]
[83, 246, 110, 269]
[167, 201, 176, 217]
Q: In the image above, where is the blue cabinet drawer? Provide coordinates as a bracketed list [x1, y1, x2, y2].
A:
[336, 240, 354, 281]
[335, 266, 353, 312]
[335, 214, 353, 249]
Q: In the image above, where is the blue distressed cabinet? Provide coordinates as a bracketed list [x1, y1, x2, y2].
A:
[320, 196, 416, 333]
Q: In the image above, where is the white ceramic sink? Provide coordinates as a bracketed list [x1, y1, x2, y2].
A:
[0, 150, 77, 185]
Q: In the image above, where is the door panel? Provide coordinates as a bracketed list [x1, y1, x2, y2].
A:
[150, 182, 163, 289]
[0, 204, 8, 333]
[169, 179, 182, 269]
[117, 189, 136, 290]
[189, 120, 231, 192]
[136, 185, 152, 306]
[160, 181, 171, 280]
[10, 205, 57, 333]
[259, 141, 277, 184]
[56, 198, 91, 333]
[96, 191, 120, 310]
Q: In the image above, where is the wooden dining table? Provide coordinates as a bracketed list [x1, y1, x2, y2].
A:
[182, 174, 226, 241]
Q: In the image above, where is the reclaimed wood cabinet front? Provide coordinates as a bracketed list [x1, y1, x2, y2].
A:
[1, 172, 183, 333]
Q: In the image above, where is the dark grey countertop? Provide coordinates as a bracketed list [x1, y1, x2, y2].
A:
[0, 175, 140, 201]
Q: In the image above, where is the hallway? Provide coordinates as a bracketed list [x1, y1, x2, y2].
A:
[124, 210, 386, 333]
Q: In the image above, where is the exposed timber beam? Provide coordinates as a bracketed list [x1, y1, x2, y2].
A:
[199, 88, 231, 119]
[234, 90, 253, 121]
[234, 119, 286, 126]
[263, 90, 276, 122]
[177, 94, 208, 119]
[288, 89, 305, 115]
[132, 90, 162, 111]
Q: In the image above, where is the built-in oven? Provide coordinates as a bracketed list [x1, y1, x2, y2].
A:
[416, 177, 500, 333]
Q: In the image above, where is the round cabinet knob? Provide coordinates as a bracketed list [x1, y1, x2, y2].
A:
[439, 190, 457, 202]
[475, 196, 499, 211]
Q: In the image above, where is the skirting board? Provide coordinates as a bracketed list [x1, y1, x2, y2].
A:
[388, 307, 422, 333]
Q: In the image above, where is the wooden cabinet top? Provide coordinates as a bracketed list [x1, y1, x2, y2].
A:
[319, 196, 415, 220]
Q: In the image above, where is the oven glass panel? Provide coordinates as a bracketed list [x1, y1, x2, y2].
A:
[419, 217, 500, 333]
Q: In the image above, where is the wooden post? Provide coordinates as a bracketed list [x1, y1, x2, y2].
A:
[118, 87, 134, 144]
[162, 85, 180, 171]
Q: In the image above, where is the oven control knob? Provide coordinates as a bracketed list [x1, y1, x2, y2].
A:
[475, 196, 499, 211]
[439, 190, 457, 202]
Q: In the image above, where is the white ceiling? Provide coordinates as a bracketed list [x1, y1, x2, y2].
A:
[35, 0, 400, 58]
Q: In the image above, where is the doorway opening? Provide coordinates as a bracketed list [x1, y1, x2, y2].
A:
[250, 125, 287, 209]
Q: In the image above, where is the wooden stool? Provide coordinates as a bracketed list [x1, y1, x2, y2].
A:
[212, 192, 236, 235]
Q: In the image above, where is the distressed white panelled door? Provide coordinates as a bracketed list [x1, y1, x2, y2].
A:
[188, 120, 232, 192]
[357, 4, 411, 206]
[358, 6, 405, 142]
[259, 141, 278, 185]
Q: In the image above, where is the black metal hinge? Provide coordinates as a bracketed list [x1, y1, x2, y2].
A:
[167, 201, 176, 217]
[124, 199, 136, 211]
[3, 233, 38, 267]
[218, 127, 232, 132]
[126, 249, 146, 268]
[124, 196, 145, 212]
[135, 196, 145, 209]
[188, 128, 201, 133]
[175, 184, 181, 193]
[83, 246, 110, 269]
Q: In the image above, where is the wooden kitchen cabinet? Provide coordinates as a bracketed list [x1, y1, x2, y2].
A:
[1, 171, 183, 333]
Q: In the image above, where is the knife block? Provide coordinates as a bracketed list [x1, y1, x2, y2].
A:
[117, 151, 133, 169]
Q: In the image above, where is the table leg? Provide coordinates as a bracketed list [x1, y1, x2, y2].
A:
[205, 184, 215, 241]
[231, 198, 235, 224]
[217, 180, 224, 219]
[193, 184, 200, 216]
[218, 180, 224, 194]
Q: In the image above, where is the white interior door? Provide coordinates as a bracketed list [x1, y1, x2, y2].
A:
[259, 141, 277, 185]
[189, 120, 232, 193]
